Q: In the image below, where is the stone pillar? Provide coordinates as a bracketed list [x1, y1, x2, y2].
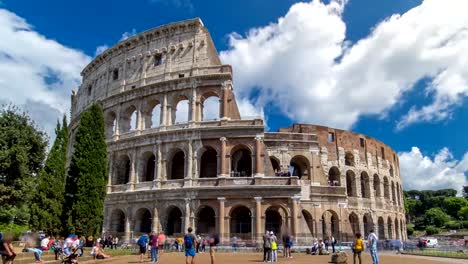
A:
[254, 197, 262, 243]
[124, 214, 132, 242]
[219, 137, 227, 177]
[291, 196, 300, 240]
[107, 152, 114, 193]
[189, 86, 197, 123]
[186, 140, 193, 186]
[254, 135, 264, 177]
[184, 198, 191, 233]
[221, 83, 229, 120]
[153, 142, 161, 189]
[161, 94, 167, 127]
[152, 206, 159, 233]
[128, 150, 137, 191]
[218, 197, 226, 244]
[136, 103, 143, 131]
[115, 104, 121, 136]
[166, 105, 173, 126]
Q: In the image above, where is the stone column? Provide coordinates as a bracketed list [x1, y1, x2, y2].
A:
[107, 152, 114, 193]
[221, 83, 229, 120]
[136, 103, 143, 131]
[218, 197, 226, 244]
[166, 105, 173, 126]
[291, 196, 300, 240]
[219, 137, 227, 177]
[184, 198, 191, 233]
[254, 197, 263, 243]
[161, 94, 167, 127]
[152, 206, 159, 233]
[189, 86, 197, 124]
[128, 150, 137, 191]
[153, 142, 161, 189]
[115, 104, 122, 136]
[254, 135, 264, 177]
[124, 214, 132, 242]
[186, 140, 193, 186]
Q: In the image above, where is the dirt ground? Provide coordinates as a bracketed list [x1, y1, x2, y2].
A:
[106, 252, 467, 264]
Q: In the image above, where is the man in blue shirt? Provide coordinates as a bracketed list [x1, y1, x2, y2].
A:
[184, 227, 197, 264]
[367, 229, 379, 264]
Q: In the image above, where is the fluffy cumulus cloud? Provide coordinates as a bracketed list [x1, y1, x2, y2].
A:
[0, 9, 91, 139]
[220, 0, 468, 130]
[399, 147, 468, 194]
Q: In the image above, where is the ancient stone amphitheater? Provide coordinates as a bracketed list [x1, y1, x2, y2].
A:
[70, 18, 406, 245]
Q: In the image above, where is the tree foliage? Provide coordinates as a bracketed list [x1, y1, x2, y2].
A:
[443, 197, 468, 218]
[29, 116, 68, 234]
[65, 104, 107, 236]
[458, 206, 468, 220]
[0, 106, 47, 224]
[424, 208, 450, 228]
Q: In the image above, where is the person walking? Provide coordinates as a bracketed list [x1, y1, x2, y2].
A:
[368, 229, 379, 264]
[231, 235, 238, 252]
[184, 227, 197, 264]
[137, 233, 149, 263]
[331, 235, 336, 253]
[157, 231, 166, 256]
[282, 232, 292, 258]
[262, 231, 271, 262]
[353, 233, 364, 264]
[150, 232, 158, 263]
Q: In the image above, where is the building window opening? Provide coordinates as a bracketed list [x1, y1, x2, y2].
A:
[328, 132, 334, 142]
[345, 152, 355, 166]
[231, 148, 252, 177]
[154, 54, 163, 66]
[381, 147, 385, 159]
[360, 138, 365, 147]
[112, 69, 119, 80]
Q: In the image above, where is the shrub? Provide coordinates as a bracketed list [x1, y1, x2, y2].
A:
[0, 223, 30, 240]
[425, 226, 440, 235]
[461, 220, 468, 229]
[445, 221, 462, 230]
[407, 223, 415, 236]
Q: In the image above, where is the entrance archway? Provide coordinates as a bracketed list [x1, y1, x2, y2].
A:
[328, 167, 341, 186]
[349, 212, 360, 235]
[114, 155, 131, 185]
[302, 210, 314, 237]
[363, 213, 374, 238]
[196, 206, 216, 234]
[166, 207, 183, 236]
[346, 170, 356, 197]
[387, 217, 393, 239]
[230, 206, 252, 239]
[322, 210, 339, 239]
[134, 208, 152, 234]
[378, 217, 385, 239]
[265, 208, 283, 236]
[200, 148, 217, 178]
[169, 150, 185, 180]
[110, 209, 125, 233]
[231, 147, 252, 177]
[290, 156, 310, 179]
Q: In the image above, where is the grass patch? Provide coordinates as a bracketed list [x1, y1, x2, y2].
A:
[403, 250, 468, 259]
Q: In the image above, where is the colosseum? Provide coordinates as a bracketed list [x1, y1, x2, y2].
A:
[70, 18, 406, 245]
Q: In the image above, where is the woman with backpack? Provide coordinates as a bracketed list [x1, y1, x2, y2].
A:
[352, 233, 364, 264]
[137, 233, 148, 263]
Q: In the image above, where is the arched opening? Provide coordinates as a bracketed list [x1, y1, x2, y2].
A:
[174, 99, 189, 124]
[349, 213, 360, 235]
[110, 209, 125, 233]
[166, 207, 183, 236]
[378, 217, 385, 239]
[120, 105, 137, 133]
[373, 174, 381, 197]
[322, 210, 339, 239]
[361, 172, 370, 198]
[400, 219, 404, 240]
[387, 217, 393, 239]
[383, 177, 390, 199]
[200, 148, 217, 178]
[265, 208, 283, 236]
[105, 111, 117, 138]
[289, 155, 310, 179]
[302, 210, 314, 237]
[345, 152, 355, 166]
[230, 206, 252, 239]
[396, 184, 401, 207]
[169, 150, 185, 180]
[143, 99, 161, 129]
[231, 147, 252, 177]
[201, 95, 219, 121]
[328, 167, 341, 186]
[389, 165, 394, 177]
[134, 208, 152, 234]
[143, 154, 156, 182]
[270, 157, 280, 175]
[114, 155, 131, 185]
[346, 170, 356, 197]
[196, 206, 216, 235]
[363, 213, 374, 238]
[151, 105, 162, 128]
[391, 182, 396, 204]
[395, 218, 400, 240]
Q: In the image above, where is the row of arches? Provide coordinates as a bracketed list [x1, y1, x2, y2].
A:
[344, 152, 397, 178]
[349, 213, 405, 240]
[105, 94, 220, 137]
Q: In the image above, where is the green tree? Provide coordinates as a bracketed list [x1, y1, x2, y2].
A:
[424, 207, 450, 227]
[65, 104, 108, 236]
[0, 106, 47, 224]
[443, 197, 468, 218]
[29, 116, 69, 234]
[458, 206, 468, 220]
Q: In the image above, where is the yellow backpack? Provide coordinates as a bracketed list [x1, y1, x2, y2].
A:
[271, 241, 277, 250]
[354, 238, 363, 251]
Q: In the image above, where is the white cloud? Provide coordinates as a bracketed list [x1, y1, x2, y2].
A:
[0, 9, 91, 140]
[399, 147, 468, 194]
[120, 28, 137, 41]
[94, 45, 109, 57]
[220, 0, 468, 130]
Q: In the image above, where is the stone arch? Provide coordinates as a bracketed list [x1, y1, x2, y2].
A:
[166, 206, 183, 236]
[361, 171, 371, 198]
[395, 218, 400, 240]
[173, 95, 189, 124]
[110, 209, 125, 233]
[400, 219, 404, 240]
[140, 151, 155, 182]
[231, 145, 252, 177]
[301, 209, 315, 237]
[389, 165, 394, 177]
[328, 166, 341, 186]
[168, 149, 185, 180]
[270, 156, 280, 175]
[349, 212, 360, 235]
[134, 208, 152, 234]
[373, 174, 381, 197]
[363, 213, 374, 237]
[322, 210, 339, 238]
[387, 216, 393, 239]
[229, 206, 252, 238]
[200, 92, 220, 121]
[391, 181, 396, 205]
[345, 152, 355, 166]
[120, 105, 137, 132]
[105, 111, 117, 138]
[199, 147, 217, 178]
[114, 154, 131, 185]
[383, 177, 390, 199]
[378, 217, 385, 239]
[397, 183, 402, 207]
[196, 206, 216, 234]
[265, 206, 288, 237]
[290, 155, 310, 179]
[346, 170, 357, 197]
[142, 98, 161, 129]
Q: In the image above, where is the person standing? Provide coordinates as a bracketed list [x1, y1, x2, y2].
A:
[112, 236, 119, 250]
[262, 231, 271, 262]
[150, 232, 158, 263]
[270, 231, 278, 262]
[157, 231, 166, 256]
[282, 232, 292, 258]
[184, 227, 197, 264]
[331, 235, 336, 253]
[352, 233, 364, 264]
[137, 233, 149, 263]
[368, 229, 379, 264]
[231, 235, 238, 252]
[0, 234, 16, 264]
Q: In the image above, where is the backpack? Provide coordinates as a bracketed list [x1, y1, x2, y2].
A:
[137, 236, 146, 247]
[184, 235, 193, 249]
[354, 238, 363, 252]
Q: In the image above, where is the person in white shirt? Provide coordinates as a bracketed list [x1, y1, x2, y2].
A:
[367, 230, 379, 264]
[40, 236, 50, 251]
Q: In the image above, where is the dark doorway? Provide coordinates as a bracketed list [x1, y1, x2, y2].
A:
[200, 148, 217, 178]
[170, 151, 185, 180]
[196, 206, 216, 234]
[167, 207, 183, 235]
[231, 148, 252, 177]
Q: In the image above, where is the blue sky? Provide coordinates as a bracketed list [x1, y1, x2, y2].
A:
[0, 0, 467, 191]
